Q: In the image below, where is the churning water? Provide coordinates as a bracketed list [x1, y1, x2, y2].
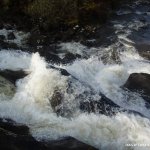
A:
[0, 0, 150, 150]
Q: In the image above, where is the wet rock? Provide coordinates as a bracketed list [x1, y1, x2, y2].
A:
[80, 94, 120, 116]
[0, 40, 7, 48]
[0, 22, 4, 29]
[0, 118, 49, 150]
[124, 73, 150, 101]
[0, 69, 29, 84]
[0, 40, 19, 49]
[0, 35, 7, 49]
[138, 49, 150, 60]
[0, 75, 15, 97]
[7, 32, 16, 40]
[47, 54, 62, 64]
[135, 43, 150, 60]
[0, 35, 5, 41]
[4, 24, 14, 30]
[0, 118, 29, 136]
[0, 118, 97, 150]
[59, 68, 70, 76]
[49, 66, 70, 76]
[46, 137, 97, 150]
[27, 32, 47, 47]
[62, 53, 81, 64]
[80, 94, 145, 117]
[7, 42, 19, 49]
[51, 90, 63, 112]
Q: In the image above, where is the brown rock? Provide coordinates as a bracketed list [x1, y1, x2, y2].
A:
[124, 73, 150, 104]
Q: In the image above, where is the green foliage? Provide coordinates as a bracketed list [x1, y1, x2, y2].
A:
[26, 0, 78, 27]
[0, 0, 123, 29]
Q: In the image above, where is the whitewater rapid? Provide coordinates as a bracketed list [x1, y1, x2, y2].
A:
[0, 48, 149, 150]
[0, 0, 150, 150]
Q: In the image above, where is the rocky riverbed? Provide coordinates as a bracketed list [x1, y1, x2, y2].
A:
[0, 0, 150, 150]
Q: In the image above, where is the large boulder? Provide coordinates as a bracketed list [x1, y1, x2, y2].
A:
[124, 73, 150, 101]
[0, 118, 97, 150]
[48, 68, 144, 117]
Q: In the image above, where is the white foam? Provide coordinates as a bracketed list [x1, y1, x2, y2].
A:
[0, 28, 29, 46]
[58, 42, 87, 56]
[0, 50, 150, 150]
[0, 50, 31, 70]
[0, 1, 150, 149]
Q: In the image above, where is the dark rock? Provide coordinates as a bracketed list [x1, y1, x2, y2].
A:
[0, 67, 69, 87]
[0, 40, 19, 49]
[59, 68, 70, 76]
[0, 118, 97, 150]
[0, 22, 4, 29]
[0, 118, 30, 136]
[7, 32, 16, 40]
[124, 73, 150, 101]
[49, 66, 70, 76]
[0, 35, 5, 41]
[4, 24, 14, 30]
[135, 43, 150, 60]
[139, 50, 150, 60]
[46, 54, 62, 64]
[27, 33, 47, 47]
[139, 49, 150, 60]
[62, 53, 81, 64]
[0, 39, 7, 48]
[7, 42, 19, 49]
[0, 123, 49, 150]
[80, 95, 145, 117]
[0, 69, 29, 84]
[51, 90, 63, 112]
[47, 68, 144, 117]
[80, 94, 120, 116]
[46, 137, 97, 150]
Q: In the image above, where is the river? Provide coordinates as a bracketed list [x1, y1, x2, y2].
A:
[0, 0, 150, 150]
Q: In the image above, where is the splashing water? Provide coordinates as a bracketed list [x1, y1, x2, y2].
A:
[0, 1, 150, 150]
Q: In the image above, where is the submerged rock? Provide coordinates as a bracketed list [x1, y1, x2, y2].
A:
[80, 94, 120, 116]
[124, 73, 150, 102]
[0, 118, 97, 150]
[51, 90, 63, 112]
[0, 75, 15, 97]
[0, 35, 5, 41]
[47, 67, 144, 117]
[7, 32, 16, 40]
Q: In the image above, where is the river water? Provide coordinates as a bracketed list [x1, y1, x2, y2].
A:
[0, 0, 150, 150]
